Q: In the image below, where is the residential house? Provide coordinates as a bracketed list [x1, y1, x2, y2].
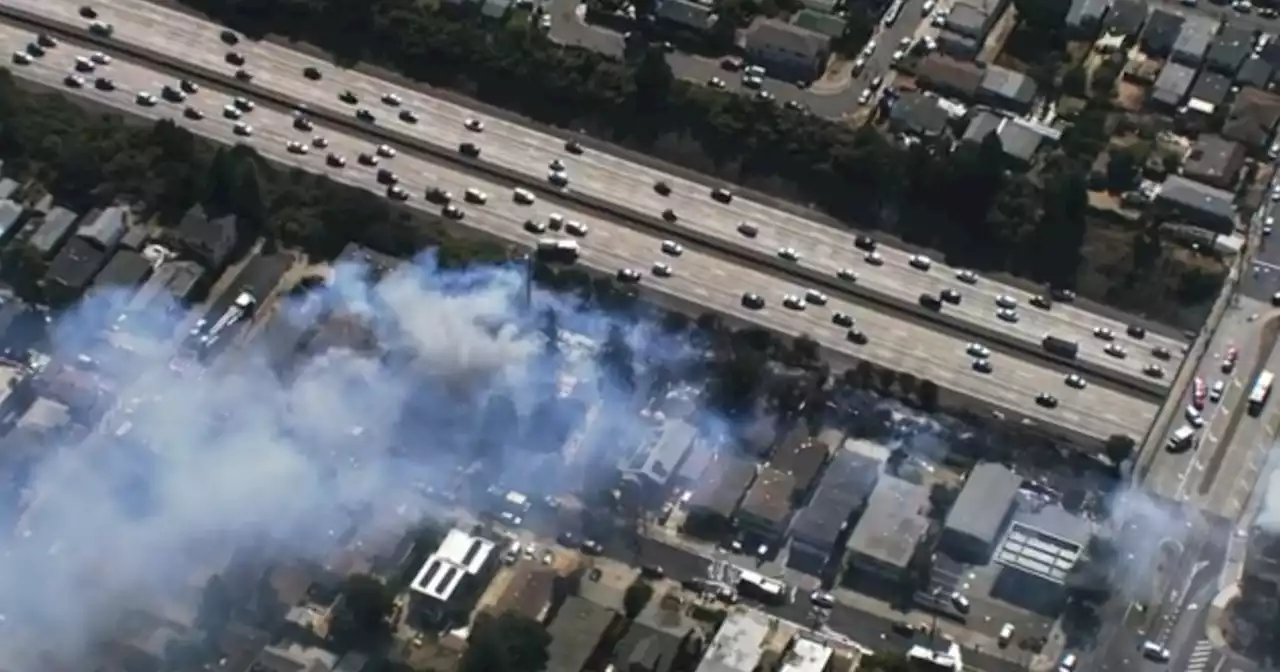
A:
[940, 463, 1022, 562]
[787, 450, 880, 575]
[619, 420, 697, 503]
[1102, 0, 1148, 40]
[769, 427, 830, 504]
[978, 64, 1038, 112]
[1187, 70, 1232, 116]
[1141, 8, 1186, 57]
[0, 201, 26, 246]
[684, 455, 756, 534]
[734, 466, 796, 543]
[791, 9, 846, 40]
[91, 250, 153, 307]
[1065, 0, 1108, 36]
[75, 206, 127, 251]
[1207, 24, 1254, 75]
[888, 92, 951, 137]
[125, 260, 205, 319]
[963, 111, 1060, 165]
[1171, 13, 1220, 66]
[1150, 61, 1198, 108]
[936, 29, 982, 59]
[1154, 175, 1238, 233]
[744, 18, 831, 82]
[611, 622, 686, 672]
[946, 0, 1008, 40]
[175, 204, 238, 270]
[1237, 57, 1274, 89]
[26, 206, 80, 259]
[844, 476, 931, 583]
[118, 226, 150, 250]
[1262, 40, 1280, 69]
[406, 528, 498, 625]
[486, 563, 557, 621]
[915, 55, 984, 99]
[693, 608, 770, 672]
[1223, 87, 1280, 150]
[655, 0, 717, 31]
[42, 238, 107, 304]
[798, 0, 837, 14]
[546, 597, 619, 672]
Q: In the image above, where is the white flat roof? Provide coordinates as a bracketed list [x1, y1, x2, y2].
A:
[780, 637, 833, 672]
[409, 528, 496, 603]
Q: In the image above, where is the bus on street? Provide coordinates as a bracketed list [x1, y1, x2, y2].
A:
[1248, 370, 1274, 417]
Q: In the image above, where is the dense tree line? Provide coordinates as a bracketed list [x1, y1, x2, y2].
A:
[184, 0, 1096, 289]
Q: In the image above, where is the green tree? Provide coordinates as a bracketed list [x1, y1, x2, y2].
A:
[459, 612, 552, 672]
[624, 579, 655, 618]
[1104, 434, 1136, 467]
[329, 574, 394, 650]
[918, 379, 939, 411]
[1106, 148, 1141, 191]
[1061, 65, 1088, 97]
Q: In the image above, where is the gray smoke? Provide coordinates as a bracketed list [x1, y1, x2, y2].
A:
[0, 251, 666, 667]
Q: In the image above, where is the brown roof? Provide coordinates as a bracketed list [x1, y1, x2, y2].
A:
[1223, 87, 1280, 149]
[689, 456, 757, 517]
[489, 565, 556, 621]
[771, 430, 829, 495]
[915, 55, 984, 98]
[739, 467, 796, 526]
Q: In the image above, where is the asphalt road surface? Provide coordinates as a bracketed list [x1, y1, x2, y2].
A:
[0, 21, 1162, 441]
[4, 0, 1189, 393]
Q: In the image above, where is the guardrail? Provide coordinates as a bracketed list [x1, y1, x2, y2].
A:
[0, 4, 1171, 402]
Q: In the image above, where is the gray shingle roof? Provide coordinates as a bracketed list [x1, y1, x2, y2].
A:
[656, 0, 716, 28]
[92, 249, 152, 291]
[1237, 57, 1274, 89]
[689, 455, 756, 518]
[1104, 0, 1147, 36]
[889, 92, 951, 136]
[1143, 9, 1186, 55]
[76, 206, 128, 250]
[943, 463, 1021, 549]
[1152, 61, 1198, 106]
[1156, 175, 1237, 226]
[546, 598, 617, 672]
[1190, 70, 1232, 108]
[1208, 25, 1254, 74]
[746, 18, 830, 60]
[27, 206, 80, 258]
[1065, 0, 1108, 30]
[789, 451, 880, 550]
[1172, 13, 1220, 64]
[946, 3, 987, 36]
[980, 64, 1038, 106]
[846, 476, 931, 570]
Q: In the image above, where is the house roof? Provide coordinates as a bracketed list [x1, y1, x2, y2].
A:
[791, 9, 846, 38]
[997, 118, 1049, 162]
[76, 206, 127, 250]
[1104, 0, 1147, 36]
[1156, 175, 1237, 222]
[44, 238, 107, 295]
[621, 420, 697, 488]
[28, 206, 80, 257]
[746, 18, 830, 60]
[694, 609, 769, 672]
[1224, 87, 1280, 147]
[915, 55, 984, 98]
[738, 467, 795, 528]
[846, 476, 931, 570]
[546, 597, 616, 672]
[1142, 8, 1186, 54]
[1152, 61, 1198, 106]
[946, 3, 987, 35]
[889, 92, 951, 136]
[0, 178, 17, 201]
[789, 450, 880, 550]
[1237, 57, 1274, 88]
[980, 64, 1038, 105]
[1173, 13, 1219, 62]
[656, 0, 716, 28]
[1191, 70, 1233, 108]
[1065, 0, 1108, 29]
[126, 260, 204, 316]
[689, 455, 757, 518]
[118, 226, 150, 250]
[963, 110, 1005, 143]
[0, 201, 23, 241]
[92, 249, 153, 293]
[943, 463, 1022, 547]
[771, 429, 830, 497]
[612, 623, 682, 672]
[1208, 25, 1254, 73]
[488, 564, 555, 621]
[176, 204, 238, 268]
[480, 0, 513, 18]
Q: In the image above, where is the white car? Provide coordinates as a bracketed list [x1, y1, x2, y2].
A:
[565, 220, 589, 237]
[995, 294, 1017, 309]
[908, 254, 932, 270]
[464, 118, 484, 132]
[998, 623, 1016, 645]
[1065, 374, 1087, 389]
[966, 343, 990, 358]
[921, 0, 936, 13]
[805, 289, 828, 305]
[956, 269, 978, 283]
[783, 295, 805, 310]
[222, 104, 242, 119]
[11, 51, 30, 65]
[1186, 405, 1205, 427]
[865, 251, 884, 265]
[861, 40, 876, 57]
[857, 88, 873, 105]
[652, 262, 673, 277]
[997, 308, 1019, 323]
[513, 187, 536, 204]
[810, 591, 835, 609]
[135, 92, 157, 106]
[381, 92, 402, 106]
[286, 141, 308, 154]
[375, 144, 396, 158]
[891, 49, 906, 64]
[1210, 380, 1225, 402]
[233, 97, 254, 111]
[778, 247, 800, 261]
[464, 188, 488, 204]
[837, 268, 857, 281]
[1094, 327, 1115, 340]
[90, 51, 111, 65]
[708, 76, 726, 89]
[1105, 343, 1127, 358]
[932, 10, 948, 26]
[234, 122, 253, 136]
[1265, 216, 1274, 236]
[661, 240, 683, 256]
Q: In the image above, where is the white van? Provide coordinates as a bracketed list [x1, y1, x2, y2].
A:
[1167, 425, 1196, 451]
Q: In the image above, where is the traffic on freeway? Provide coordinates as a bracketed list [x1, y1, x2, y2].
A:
[0, 23, 1159, 441]
[0, 0, 1188, 395]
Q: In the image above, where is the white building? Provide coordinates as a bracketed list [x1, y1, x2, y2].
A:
[408, 528, 497, 624]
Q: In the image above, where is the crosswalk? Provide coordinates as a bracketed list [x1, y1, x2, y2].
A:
[1186, 640, 1215, 672]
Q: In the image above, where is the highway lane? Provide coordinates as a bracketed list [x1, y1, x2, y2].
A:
[0, 27, 1158, 441]
[7, 0, 1187, 393]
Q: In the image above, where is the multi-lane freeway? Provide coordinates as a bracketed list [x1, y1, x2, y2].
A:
[0, 0, 1190, 398]
[0, 22, 1160, 442]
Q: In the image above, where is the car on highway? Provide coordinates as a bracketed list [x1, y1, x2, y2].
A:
[1152, 346, 1172, 361]
[742, 293, 766, 310]
[63, 74, 85, 88]
[90, 52, 110, 65]
[998, 623, 1015, 647]
[956, 269, 978, 283]
[1065, 374, 1086, 389]
[382, 92, 402, 106]
[135, 92, 157, 107]
[712, 188, 734, 203]
[36, 33, 56, 48]
[162, 84, 186, 102]
[997, 309, 1019, 323]
[865, 251, 884, 265]
[1141, 641, 1170, 662]
[857, 88, 873, 105]
[179, 79, 199, 94]
[233, 97, 254, 112]
[1144, 364, 1165, 378]
[225, 51, 245, 66]
[854, 235, 877, 251]
[313, 136, 328, 149]
[966, 343, 990, 358]
[443, 204, 464, 220]
[524, 219, 548, 234]
[565, 221, 589, 237]
[183, 106, 203, 120]
[1127, 324, 1146, 339]
[810, 591, 835, 609]
[1210, 380, 1226, 403]
[89, 20, 115, 37]
[737, 222, 759, 238]
[832, 312, 854, 327]
[652, 262, 673, 277]
[426, 187, 452, 204]
[662, 208, 678, 222]
[995, 294, 1017, 309]
[464, 188, 488, 204]
[778, 247, 800, 261]
[465, 118, 485, 132]
[234, 122, 253, 136]
[972, 359, 993, 374]
[565, 139, 584, 154]
[339, 90, 358, 104]
[655, 180, 672, 196]
[1030, 295, 1051, 310]
[94, 77, 115, 91]
[286, 141, 308, 155]
[1094, 327, 1115, 340]
[837, 268, 857, 282]
[1186, 405, 1205, 428]
[356, 108, 376, 123]
[1058, 653, 1077, 671]
[223, 105, 242, 120]
[513, 187, 536, 205]
[1036, 393, 1059, 409]
[25, 42, 45, 58]
[662, 240, 683, 256]
[293, 116, 313, 131]
[386, 185, 409, 201]
[616, 268, 641, 284]
[1105, 343, 1127, 358]
[459, 142, 481, 157]
[303, 66, 321, 80]
[949, 592, 971, 613]
[235, 68, 253, 82]
[805, 289, 829, 305]
[940, 288, 962, 304]
[783, 295, 806, 311]
[74, 56, 94, 72]
[10, 51, 30, 66]
[846, 328, 868, 344]
[1193, 378, 1207, 409]
[358, 153, 378, 166]
[323, 153, 345, 168]
[376, 144, 397, 158]
[399, 109, 419, 124]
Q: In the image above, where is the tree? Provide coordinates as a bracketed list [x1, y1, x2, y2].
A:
[1106, 148, 1141, 191]
[459, 612, 551, 672]
[927, 483, 959, 520]
[624, 579, 655, 618]
[599, 323, 636, 391]
[1104, 434, 1136, 468]
[329, 574, 394, 650]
